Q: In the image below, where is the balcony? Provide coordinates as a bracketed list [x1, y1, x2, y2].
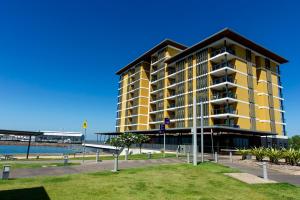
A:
[210, 77, 237, 90]
[211, 109, 238, 118]
[211, 92, 237, 104]
[168, 68, 176, 76]
[213, 123, 240, 128]
[168, 79, 176, 85]
[167, 103, 176, 111]
[168, 90, 176, 96]
[211, 62, 236, 76]
[151, 75, 157, 82]
[150, 96, 157, 102]
[167, 81, 177, 89]
[210, 47, 235, 62]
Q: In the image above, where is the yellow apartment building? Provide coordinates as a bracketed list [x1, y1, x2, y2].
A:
[113, 28, 287, 149]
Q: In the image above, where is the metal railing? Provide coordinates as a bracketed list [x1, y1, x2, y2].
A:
[213, 124, 240, 128]
[212, 62, 235, 71]
[168, 79, 176, 85]
[211, 47, 235, 57]
[168, 69, 176, 75]
[168, 104, 176, 108]
[211, 109, 238, 115]
[212, 92, 237, 100]
[212, 77, 236, 85]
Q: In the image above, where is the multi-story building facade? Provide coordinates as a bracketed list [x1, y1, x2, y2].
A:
[115, 28, 287, 148]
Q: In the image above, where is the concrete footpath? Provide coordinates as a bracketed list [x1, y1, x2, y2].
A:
[219, 159, 300, 186]
[8, 158, 183, 179]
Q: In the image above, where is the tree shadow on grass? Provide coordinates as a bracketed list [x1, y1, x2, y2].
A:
[0, 186, 50, 200]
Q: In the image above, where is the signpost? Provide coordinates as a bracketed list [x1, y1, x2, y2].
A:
[164, 118, 170, 125]
[160, 123, 166, 157]
[82, 120, 88, 163]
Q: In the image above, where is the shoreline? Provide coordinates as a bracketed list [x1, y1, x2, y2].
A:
[0, 141, 81, 147]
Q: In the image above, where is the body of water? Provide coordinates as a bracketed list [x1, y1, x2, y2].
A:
[0, 145, 82, 154]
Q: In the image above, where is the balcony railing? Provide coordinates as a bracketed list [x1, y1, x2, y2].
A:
[168, 79, 176, 85]
[212, 92, 237, 100]
[212, 77, 236, 85]
[211, 109, 238, 115]
[151, 96, 157, 101]
[168, 104, 176, 109]
[211, 47, 235, 57]
[168, 69, 176, 75]
[214, 123, 240, 128]
[212, 62, 235, 71]
[151, 76, 157, 82]
[168, 90, 176, 96]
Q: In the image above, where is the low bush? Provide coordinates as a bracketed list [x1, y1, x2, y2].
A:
[266, 148, 282, 164]
[282, 148, 300, 165]
[237, 149, 251, 160]
[251, 147, 266, 161]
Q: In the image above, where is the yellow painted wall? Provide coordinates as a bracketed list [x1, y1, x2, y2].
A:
[234, 59, 248, 74]
[236, 102, 249, 117]
[236, 117, 250, 129]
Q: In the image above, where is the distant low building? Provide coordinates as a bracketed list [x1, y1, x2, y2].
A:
[35, 131, 83, 144]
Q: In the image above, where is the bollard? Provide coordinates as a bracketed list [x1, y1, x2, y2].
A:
[262, 162, 268, 180]
[176, 150, 179, 159]
[147, 152, 152, 159]
[64, 155, 68, 165]
[214, 152, 218, 163]
[125, 150, 128, 161]
[112, 154, 119, 172]
[229, 151, 233, 163]
[96, 149, 101, 163]
[187, 152, 190, 163]
[2, 165, 10, 180]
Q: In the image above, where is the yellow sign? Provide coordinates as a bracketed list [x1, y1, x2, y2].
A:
[82, 120, 88, 129]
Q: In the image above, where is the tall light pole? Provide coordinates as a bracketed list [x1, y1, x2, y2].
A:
[200, 102, 204, 163]
[82, 120, 88, 163]
[192, 96, 197, 166]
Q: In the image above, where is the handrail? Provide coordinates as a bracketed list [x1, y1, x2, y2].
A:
[211, 109, 238, 115]
[212, 62, 235, 71]
[212, 77, 237, 85]
[212, 92, 237, 100]
[211, 47, 235, 57]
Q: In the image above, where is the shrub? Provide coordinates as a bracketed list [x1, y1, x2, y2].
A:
[251, 147, 266, 161]
[266, 148, 282, 164]
[237, 149, 251, 160]
[282, 148, 300, 165]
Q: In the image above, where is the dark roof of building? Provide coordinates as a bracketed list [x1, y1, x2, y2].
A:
[0, 129, 43, 136]
[95, 126, 276, 136]
[165, 28, 288, 64]
[115, 39, 187, 75]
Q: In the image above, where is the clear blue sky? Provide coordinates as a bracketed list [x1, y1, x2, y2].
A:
[0, 0, 299, 139]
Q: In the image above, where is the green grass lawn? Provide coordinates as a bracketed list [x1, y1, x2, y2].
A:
[0, 162, 299, 200]
[0, 162, 79, 169]
[7, 153, 176, 161]
[72, 152, 176, 161]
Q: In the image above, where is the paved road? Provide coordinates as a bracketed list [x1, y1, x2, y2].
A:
[219, 159, 300, 186]
[8, 158, 183, 178]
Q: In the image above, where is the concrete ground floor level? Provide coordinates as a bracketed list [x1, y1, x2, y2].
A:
[98, 126, 288, 152]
